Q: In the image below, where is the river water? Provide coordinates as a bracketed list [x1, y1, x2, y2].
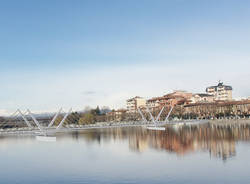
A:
[0, 123, 250, 184]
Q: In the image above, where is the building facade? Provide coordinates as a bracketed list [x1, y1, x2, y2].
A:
[146, 97, 164, 110]
[126, 96, 146, 113]
[184, 100, 250, 119]
[206, 82, 232, 101]
[107, 109, 127, 122]
[146, 90, 193, 110]
[191, 93, 214, 103]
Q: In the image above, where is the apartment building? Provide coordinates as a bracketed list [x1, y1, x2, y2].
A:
[107, 109, 127, 122]
[191, 93, 214, 103]
[146, 97, 164, 110]
[206, 82, 232, 101]
[163, 90, 193, 104]
[184, 99, 250, 118]
[126, 96, 146, 113]
[146, 90, 193, 110]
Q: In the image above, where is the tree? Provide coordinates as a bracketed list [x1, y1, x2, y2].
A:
[95, 106, 101, 115]
[54, 115, 63, 126]
[0, 117, 5, 123]
[67, 112, 80, 124]
[79, 113, 95, 125]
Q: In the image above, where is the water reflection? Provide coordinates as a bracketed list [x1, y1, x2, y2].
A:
[64, 123, 250, 161]
[1, 123, 250, 184]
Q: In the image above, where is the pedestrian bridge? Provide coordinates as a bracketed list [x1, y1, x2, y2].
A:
[0, 106, 209, 135]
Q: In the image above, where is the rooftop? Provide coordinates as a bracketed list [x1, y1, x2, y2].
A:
[206, 82, 233, 92]
[194, 93, 214, 97]
[127, 96, 144, 102]
[185, 99, 250, 107]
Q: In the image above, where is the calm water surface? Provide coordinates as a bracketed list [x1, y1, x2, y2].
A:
[1, 124, 250, 184]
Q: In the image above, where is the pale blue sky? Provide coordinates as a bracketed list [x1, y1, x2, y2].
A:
[0, 0, 250, 114]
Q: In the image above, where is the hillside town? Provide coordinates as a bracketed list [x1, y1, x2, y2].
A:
[107, 81, 250, 122]
[1, 81, 249, 127]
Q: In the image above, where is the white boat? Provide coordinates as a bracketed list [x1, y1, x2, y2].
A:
[146, 126, 165, 131]
[36, 135, 56, 142]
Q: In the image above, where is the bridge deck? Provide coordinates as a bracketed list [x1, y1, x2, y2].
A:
[0, 120, 210, 135]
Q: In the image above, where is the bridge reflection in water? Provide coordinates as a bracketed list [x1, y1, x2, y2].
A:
[62, 123, 250, 162]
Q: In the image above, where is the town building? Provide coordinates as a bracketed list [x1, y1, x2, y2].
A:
[184, 99, 250, 119]
[107, 109, 127, 122]
[126, 96, 146, 113]
[163, 90, 193, 105]
[146, 90, 193, 110]
[191, 93, 214, 103]
[146, 97, 164, 110]
[206, 82, 232, 101]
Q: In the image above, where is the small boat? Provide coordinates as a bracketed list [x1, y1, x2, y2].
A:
[146, 126, 165, 131]
[36, 135, 56, 142]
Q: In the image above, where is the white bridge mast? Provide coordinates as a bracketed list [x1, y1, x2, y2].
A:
[48, 108, 62, 128]
[17, 109, 32, 128]
[56, 108, 72, 129]
[138, 105, 174, 125]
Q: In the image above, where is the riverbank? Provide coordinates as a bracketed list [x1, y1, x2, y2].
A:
[209, 119, 250, 125]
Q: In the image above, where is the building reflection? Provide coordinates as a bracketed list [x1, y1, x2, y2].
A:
[72, 123, 250, 161]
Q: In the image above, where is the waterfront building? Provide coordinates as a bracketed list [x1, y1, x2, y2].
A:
[184, 99, 250, 119]
[146, 90, 193, 112]
[206, 81, 232, 101]
[191, 93, 214, 103]
[126, 96, 146, 113]
[146, 97, 164, 110]
[107, 109, 127, 122]
[162, 90, 193, 106]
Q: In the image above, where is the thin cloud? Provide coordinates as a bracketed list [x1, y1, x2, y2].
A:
[81, 91, 97, 95]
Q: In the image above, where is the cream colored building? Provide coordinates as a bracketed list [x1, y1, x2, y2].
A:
[146, 97, 163, 110]
[206, 82, 232, 101]
[191, 93, 214, 103]
[126, 96, 146, 113]
[107, 109, 127, 121]
[146, 90, 193, 110]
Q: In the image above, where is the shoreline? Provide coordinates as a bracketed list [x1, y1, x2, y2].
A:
[1, 119, 250, 135]
[209, 119, 250, 125]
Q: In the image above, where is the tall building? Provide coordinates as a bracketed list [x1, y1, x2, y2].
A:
[206, 81, 232, 101]
[126, 96, 146, 113]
